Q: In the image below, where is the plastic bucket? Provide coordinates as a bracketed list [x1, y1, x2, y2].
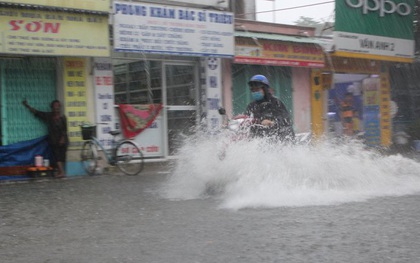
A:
[35, 155, 43, 167]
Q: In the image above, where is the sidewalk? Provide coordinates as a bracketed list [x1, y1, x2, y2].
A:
[0, 160, 174, 184]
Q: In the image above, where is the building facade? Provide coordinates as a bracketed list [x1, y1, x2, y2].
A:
[0, 0, 110, 177]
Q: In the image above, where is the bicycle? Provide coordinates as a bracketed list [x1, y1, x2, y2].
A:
[80, 124, 144, 176]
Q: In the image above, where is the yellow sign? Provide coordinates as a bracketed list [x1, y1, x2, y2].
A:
[235, 37, 324, 68]
[3, 0, 109, 12]
[362, 78, 381, 146]
[0, 8, 110, 57]
[334, 51, 413, 64]
[64, 58, 88, 149]
[379, 70, 392, 147]
[311, 70, 324, 139]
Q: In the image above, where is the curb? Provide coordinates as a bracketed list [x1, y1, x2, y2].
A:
[0, 160, 175, 184]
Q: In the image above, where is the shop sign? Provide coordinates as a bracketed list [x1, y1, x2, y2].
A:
[234, 38, 324, 68]
[113, 1, 234, 57]
[64, 58, 88, 149]
[334, 0, 414, 62]
[113, 114, 164, 158]
[363, 78, 381, 146]
[345, 0, 411, 17]
[204, 57, 223, 133]
[2, 0, 109, 12]
[133, 117, 164, 158]
[379, 70, 392, 146]
[0, 8, 110, 56]
[94, 58, 115, 151]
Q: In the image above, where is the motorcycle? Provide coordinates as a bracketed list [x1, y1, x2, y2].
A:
[217, 108, 265, 160]
[218, 108, 288, 160]
[217, 108, 312, 160]
[219, 108, 254, 139]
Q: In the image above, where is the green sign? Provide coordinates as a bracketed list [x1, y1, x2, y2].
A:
[336, 0, 413, 39]
[334, 0, 415, 61]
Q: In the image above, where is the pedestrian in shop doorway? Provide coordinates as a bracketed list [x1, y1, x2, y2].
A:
[340, 93, 356, 137]
[23, 99, 69, 178]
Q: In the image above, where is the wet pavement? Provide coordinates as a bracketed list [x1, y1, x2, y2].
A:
[1, 161, 420, 263]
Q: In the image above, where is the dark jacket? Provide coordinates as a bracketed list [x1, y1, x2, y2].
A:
[35, 111, 69, 147]
[245, 92, 295, 142]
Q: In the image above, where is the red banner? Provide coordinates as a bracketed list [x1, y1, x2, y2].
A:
[118, 104, 163, 139]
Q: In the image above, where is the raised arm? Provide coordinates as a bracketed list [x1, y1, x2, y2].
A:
[22, 99, 37, 114]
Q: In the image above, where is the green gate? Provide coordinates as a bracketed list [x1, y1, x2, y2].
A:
[1, 58, 56, 145]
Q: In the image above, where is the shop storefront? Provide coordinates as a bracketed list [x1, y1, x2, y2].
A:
[316, 57, 386, 144]
[312, 0, 415, 147]
[110, 1, 234, 157]
[0, 1, 110, 177]
[110, 55, 201, 156]
[228, 26, 325, 134]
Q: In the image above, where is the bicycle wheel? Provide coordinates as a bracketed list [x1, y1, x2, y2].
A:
[115, 140, 144, 175]
[81, 140, 98, 175]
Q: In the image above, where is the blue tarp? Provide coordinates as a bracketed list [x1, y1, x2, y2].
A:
[0, 136, 52, 167]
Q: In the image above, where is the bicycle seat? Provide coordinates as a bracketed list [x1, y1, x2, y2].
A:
[109, 131, 121, 136]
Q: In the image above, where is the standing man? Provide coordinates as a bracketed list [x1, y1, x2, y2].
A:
[23, 99, 69, 178]
[244, 74, 295, 142]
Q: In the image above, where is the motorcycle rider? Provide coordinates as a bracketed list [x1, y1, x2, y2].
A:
[244, 74, 295, 143]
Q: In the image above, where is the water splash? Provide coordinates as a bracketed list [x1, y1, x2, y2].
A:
[159, 133, 420, 210]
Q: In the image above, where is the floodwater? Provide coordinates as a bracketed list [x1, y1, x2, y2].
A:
[1, 135, 420, 262]
[161, 135, 420, 210]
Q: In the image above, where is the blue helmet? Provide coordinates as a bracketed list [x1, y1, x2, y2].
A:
[248, 74, 270, 87]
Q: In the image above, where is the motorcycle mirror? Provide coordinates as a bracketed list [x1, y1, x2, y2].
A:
[218, 108, 226, 115]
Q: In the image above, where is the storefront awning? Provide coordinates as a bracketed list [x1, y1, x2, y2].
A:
[234, 31, 324, 45]
[234, 31, 325, 68]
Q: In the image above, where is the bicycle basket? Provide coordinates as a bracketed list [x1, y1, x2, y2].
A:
[81, 126, 96, 140]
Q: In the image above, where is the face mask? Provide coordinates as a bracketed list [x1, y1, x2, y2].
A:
[252, 91, 264, 101]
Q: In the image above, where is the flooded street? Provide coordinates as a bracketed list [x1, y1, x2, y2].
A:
[2, 151, 420, 262]
[1, 1, 419, 263]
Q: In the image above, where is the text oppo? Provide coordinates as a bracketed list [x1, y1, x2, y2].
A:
[346, 0, 411, 17]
